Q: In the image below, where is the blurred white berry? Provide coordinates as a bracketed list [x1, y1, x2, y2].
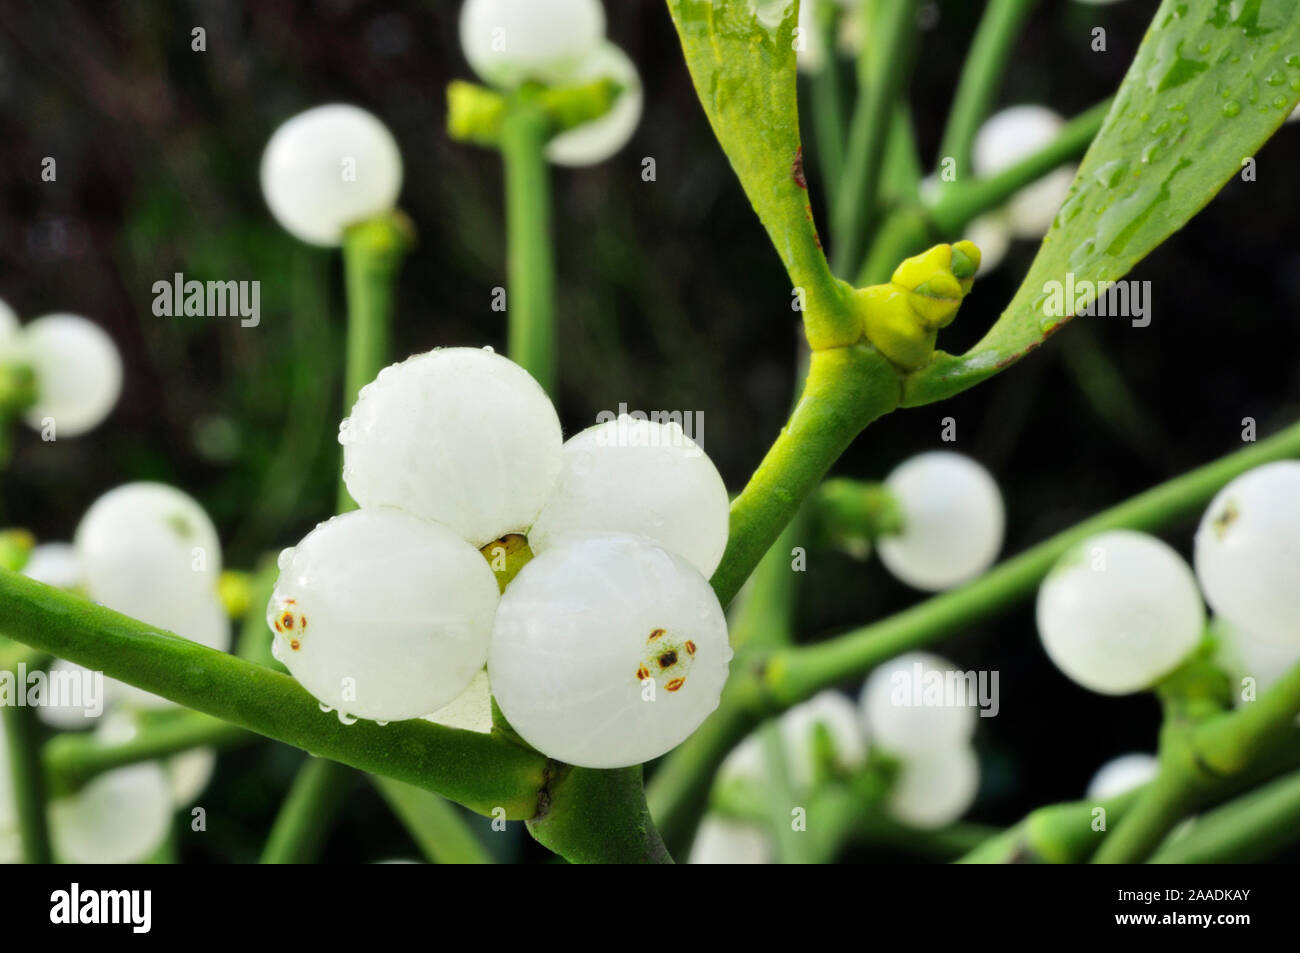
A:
[424, 668, 493, 734]
[687, 816, 773, 864]
[965, 211, 1012, 275]
[1213, 617, 1300, 701]
[489, 535, 731, 768]
[269, 508, 500, 723]
[888, 744, 979, 829]
[546, 43, 643, 167]
[1037, 530, 1205, 695]
[1086, 753, 1157, 800]
[341, 348, 563, 548]
[20, 314, 122, 438]
[973, 105, 1077, 238]
[49, 762, 173, 864]
[876, 452, 1004, 591]
[459, 0, 605, 88]
[20, 542, 82, 590]
[36, 659, 114, 729]
[528, 414, 730, 577]
[76, 482, 223, 620]
[1195, 462, 1300, 645]
[261, 104, 403, 246]
[779, 691, 867, 789]
[0, 299, 18, 347]
[860, 651, 976, 754]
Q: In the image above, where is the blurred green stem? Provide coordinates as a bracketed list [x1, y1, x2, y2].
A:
[1150, 766, 1300, 863]
[936, 0, 1038, 179]
[373, 776, 493, 864]
[1, 703, 52, 863]
[338, 213, 412, 512]
[809, 1, 848, 202]
[261, 756, 356, 864]
[501, 101, 557, 396]
[831, 0, 919, 276]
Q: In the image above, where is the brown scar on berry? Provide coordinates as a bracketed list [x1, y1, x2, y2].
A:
[658, 650, 678, 669]
[636, 665, 650, 680]
[665, 677, 686, 692]
[289, 639, 301, 651]
[648, 628, 666, 641]
[1212, 498, 1240, 538]
[684, 640, 696, 656]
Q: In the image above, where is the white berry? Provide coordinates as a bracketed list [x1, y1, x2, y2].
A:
[876, 452, 1004, 591]
[528, 413, 730, 577]
[1037, 530, 1205, 695]
[341, 347, 563, 548]
[546, 43, 642, 167]
[21, 542, 82, 591]
[49, 762, 173, 864]
[1213, 617, 1300, 700]
[888, 744, 979, 829]
[779, 691, 867, 789]
[687, 816, 773, 864]
[459, 0, 605, 88]
[260, 104, 403, 246]
[859, 651, 976, 755]
[20, 314, 122, 438]
[1086, 753, 1157, 800]
[489, 535, 731, 768]
[76, 482, 223, 618]
[269, 508, 500, 723]
[1194, 461, 1300, 645]
[973, 105, 1076, 238]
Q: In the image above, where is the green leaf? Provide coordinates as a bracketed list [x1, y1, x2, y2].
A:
[904, 0, 1300, 406]
[666, 0, 852, 345]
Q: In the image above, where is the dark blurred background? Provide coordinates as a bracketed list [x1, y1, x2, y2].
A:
[2, 0, 1298, 862]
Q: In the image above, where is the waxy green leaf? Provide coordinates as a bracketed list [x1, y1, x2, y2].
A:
[905, 0, 1300, 406]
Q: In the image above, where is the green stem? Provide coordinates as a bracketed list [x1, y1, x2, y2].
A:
[527, 764, 672, 864]
[338, 214, 412, 512]
[935, 0, 1038, 179]
[808, 1, 848, 203]
[44, 711, 253, 797]
[929, 98, 1111, 235]
[831, 0, 920, 276]
[710, 343, 901, 607]
[0, 570, 549, 818]
[260, 756, 356, 864]
[1, 703, 52, 863]
[1149, 767, 1300, 863]
[501, 102, 557, 395]
[372, 776, 493, 864]
[768, 417, 1300, 705]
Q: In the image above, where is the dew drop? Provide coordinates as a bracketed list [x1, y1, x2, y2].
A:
[337, 710, 357, 726]
[277, 547, 296, 570]
[481, 345, 495, 353]
[1223, 100, 1241, 117]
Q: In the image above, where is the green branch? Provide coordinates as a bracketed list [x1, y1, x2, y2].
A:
[261, 757, 356, 864]
[935, 0, 1038, 179]
[0, 571, 549, 818]
[527, 764, 672, 864]
[1, 703, 52, 863]
[1150, 766, 1300, 864]
[501, 101, 558, 396]
[831, 0, 920, 276]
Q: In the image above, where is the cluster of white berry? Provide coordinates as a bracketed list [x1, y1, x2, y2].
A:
[1037, 462, 1300, 697]
[2, 482, 229, 862]
[459, 0, 642, 166]
[695, 654, 982, 863]
[267, 346, 733, 768]
[0, 301, 122, 438]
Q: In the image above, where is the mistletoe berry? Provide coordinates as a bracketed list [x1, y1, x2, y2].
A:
[545, 42, 643, 167]
[1036, 530, 1205, 695]
[20, 313, 122, 438]
[458, 0, 605, 89]
[859, 651, 976, 754]
[528, 414, 731, 577]
[1194, 461, 1300, 646]
[268, 507, 500, 722]
[341, 347, 562, 548]
[876, 452, 1004, 591]
[261, 104, 403, 246]
[489, 534, 731, 768]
